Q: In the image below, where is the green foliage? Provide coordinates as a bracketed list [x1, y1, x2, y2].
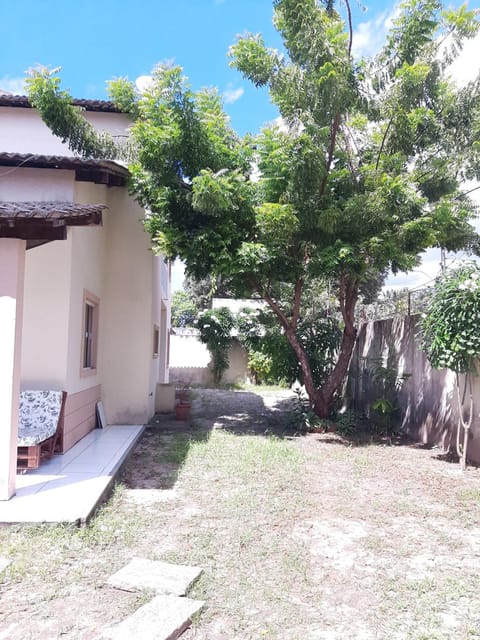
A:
[26, 0, 480, 417]
[196, 307, 235, 383]
[290, 387, 327, 432]
[290, 390, 360, 435]
[334, 411, 360, 437]
[182, 273, 234, 311]
[372, 398, 397, 415]
[26, 67, 119, 159]
[171, 290, 197, 327]
[246, 350, 274, 385]
[236, 307, 295, 384]
[366, 356, 411, 434]
[236, 305, 341, 387]
[420, 263, 480, 373]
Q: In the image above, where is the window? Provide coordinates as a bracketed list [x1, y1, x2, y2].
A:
[153, 324, 160, 358]
[82, 291, 99, 373]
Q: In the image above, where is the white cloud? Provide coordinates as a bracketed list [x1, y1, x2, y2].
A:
[272, 115, 289, 132]
[135, 75, 154, 93]
[0, 76, 25, 95]
[352, 9, 398, 59]
[222, 85, 244, 104]
[447, 31, 480, 88]
[385, 248, 443, 291]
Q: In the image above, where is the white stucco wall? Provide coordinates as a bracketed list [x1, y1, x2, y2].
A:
[2, 105, 170, 426]
[0, 106, 132, 156]
[21, 237, 72, 389]
[0, 167, 74, 201]
[100, 187, 157, 423]
[65, 181, 109, 394]
[14, 168, 74, 388]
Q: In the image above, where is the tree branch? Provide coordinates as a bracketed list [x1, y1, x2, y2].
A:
[319, 112, 341, 198]
[345, 0, 353, 57]
[291, 277, 304, 331]
[250, 278, 291, 331]
[375, 118, 393, 171]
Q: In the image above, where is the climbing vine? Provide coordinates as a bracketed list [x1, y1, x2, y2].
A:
[196, 307, 235, 384]
[420, 263, 480, 469]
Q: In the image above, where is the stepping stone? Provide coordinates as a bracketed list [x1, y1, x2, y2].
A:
[101, 595, 204, 640]
[107, 558, 203, 596]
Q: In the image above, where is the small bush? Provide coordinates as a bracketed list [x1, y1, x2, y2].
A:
[197, 307, 235, 383]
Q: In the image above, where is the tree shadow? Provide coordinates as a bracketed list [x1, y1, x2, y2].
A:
[189, 388, 299, 437]
[119, 417, 211, 490]
[119, 389, 300, 490]
[306, 429, 418, 449]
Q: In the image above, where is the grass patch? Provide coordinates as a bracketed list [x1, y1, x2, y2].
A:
[2, 388, 480, 639]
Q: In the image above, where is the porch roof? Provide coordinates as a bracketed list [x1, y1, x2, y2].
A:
[0, 93, 121, 113]
[0, 152, 129, 186]
[0, 201, 106, 248]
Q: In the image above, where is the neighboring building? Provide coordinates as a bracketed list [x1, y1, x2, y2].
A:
[0, 93, 171, 499]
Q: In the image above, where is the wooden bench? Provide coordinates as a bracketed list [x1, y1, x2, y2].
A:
[17, 390, 67, 471]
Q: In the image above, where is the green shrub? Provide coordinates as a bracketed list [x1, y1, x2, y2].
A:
[197, 307, 235, 383]
[236, 307, 340, 387]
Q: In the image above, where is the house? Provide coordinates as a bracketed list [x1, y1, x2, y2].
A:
[0, 93, 171, 500]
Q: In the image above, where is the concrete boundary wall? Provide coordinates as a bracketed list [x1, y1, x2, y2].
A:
[348, 314, 480, 464]
[169, 334, 248, 386]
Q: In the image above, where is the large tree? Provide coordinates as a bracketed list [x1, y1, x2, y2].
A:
[27, 0, 480, 417]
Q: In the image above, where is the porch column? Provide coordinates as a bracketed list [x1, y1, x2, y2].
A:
[0, 239, 26, 500]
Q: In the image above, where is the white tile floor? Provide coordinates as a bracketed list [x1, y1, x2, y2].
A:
[0, 424, 144, 525]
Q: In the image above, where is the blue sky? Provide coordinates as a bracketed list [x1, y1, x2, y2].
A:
[1, 0, 478, 291]
[1, 0, 391, 136]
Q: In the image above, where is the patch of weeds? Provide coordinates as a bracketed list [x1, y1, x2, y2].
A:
[77, 485, 145, 549]
[353, 454, 373, 469]
[238, 435, 303, 473]
[288, 388, 330, 433]
[334, 410, 362, 437]
[131, 588, 156, 610]
[160, 434, 193, 465]
[0, 523, 79, 584]
[458, 487, 480, 503]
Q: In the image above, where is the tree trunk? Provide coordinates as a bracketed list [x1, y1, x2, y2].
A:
[313, 323, 357, 418]
[313, 274, 359, 418]
[263, 273, 359, 419]
[282, 328, 316, 400]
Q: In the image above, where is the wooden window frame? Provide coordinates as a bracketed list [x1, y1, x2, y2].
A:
[81, 290, 99, 376]
[153, 324, 160, 359]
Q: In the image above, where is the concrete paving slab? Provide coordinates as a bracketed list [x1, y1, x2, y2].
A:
[100, 595, 204, 640]
[107, 557, 203, 596]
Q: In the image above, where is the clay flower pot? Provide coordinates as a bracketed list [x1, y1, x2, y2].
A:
[175, 402, 191, 421]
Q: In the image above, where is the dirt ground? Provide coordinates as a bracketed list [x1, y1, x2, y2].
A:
[1, 388, 480, 639]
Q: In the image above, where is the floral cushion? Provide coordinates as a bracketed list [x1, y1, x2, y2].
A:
[17, 391, 63, 447]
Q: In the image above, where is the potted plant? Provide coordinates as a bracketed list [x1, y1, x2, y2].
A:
[175, 400, 191, 421]
[175, 382, 191, 421]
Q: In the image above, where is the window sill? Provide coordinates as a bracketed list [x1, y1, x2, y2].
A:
[80, 367, 98, 378]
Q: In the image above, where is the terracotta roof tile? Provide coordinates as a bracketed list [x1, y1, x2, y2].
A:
[0, 201, 106, 221]
[0, 152, 129, 185]
[0, 94, 121, 112]
[0, 151, 129, 175]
